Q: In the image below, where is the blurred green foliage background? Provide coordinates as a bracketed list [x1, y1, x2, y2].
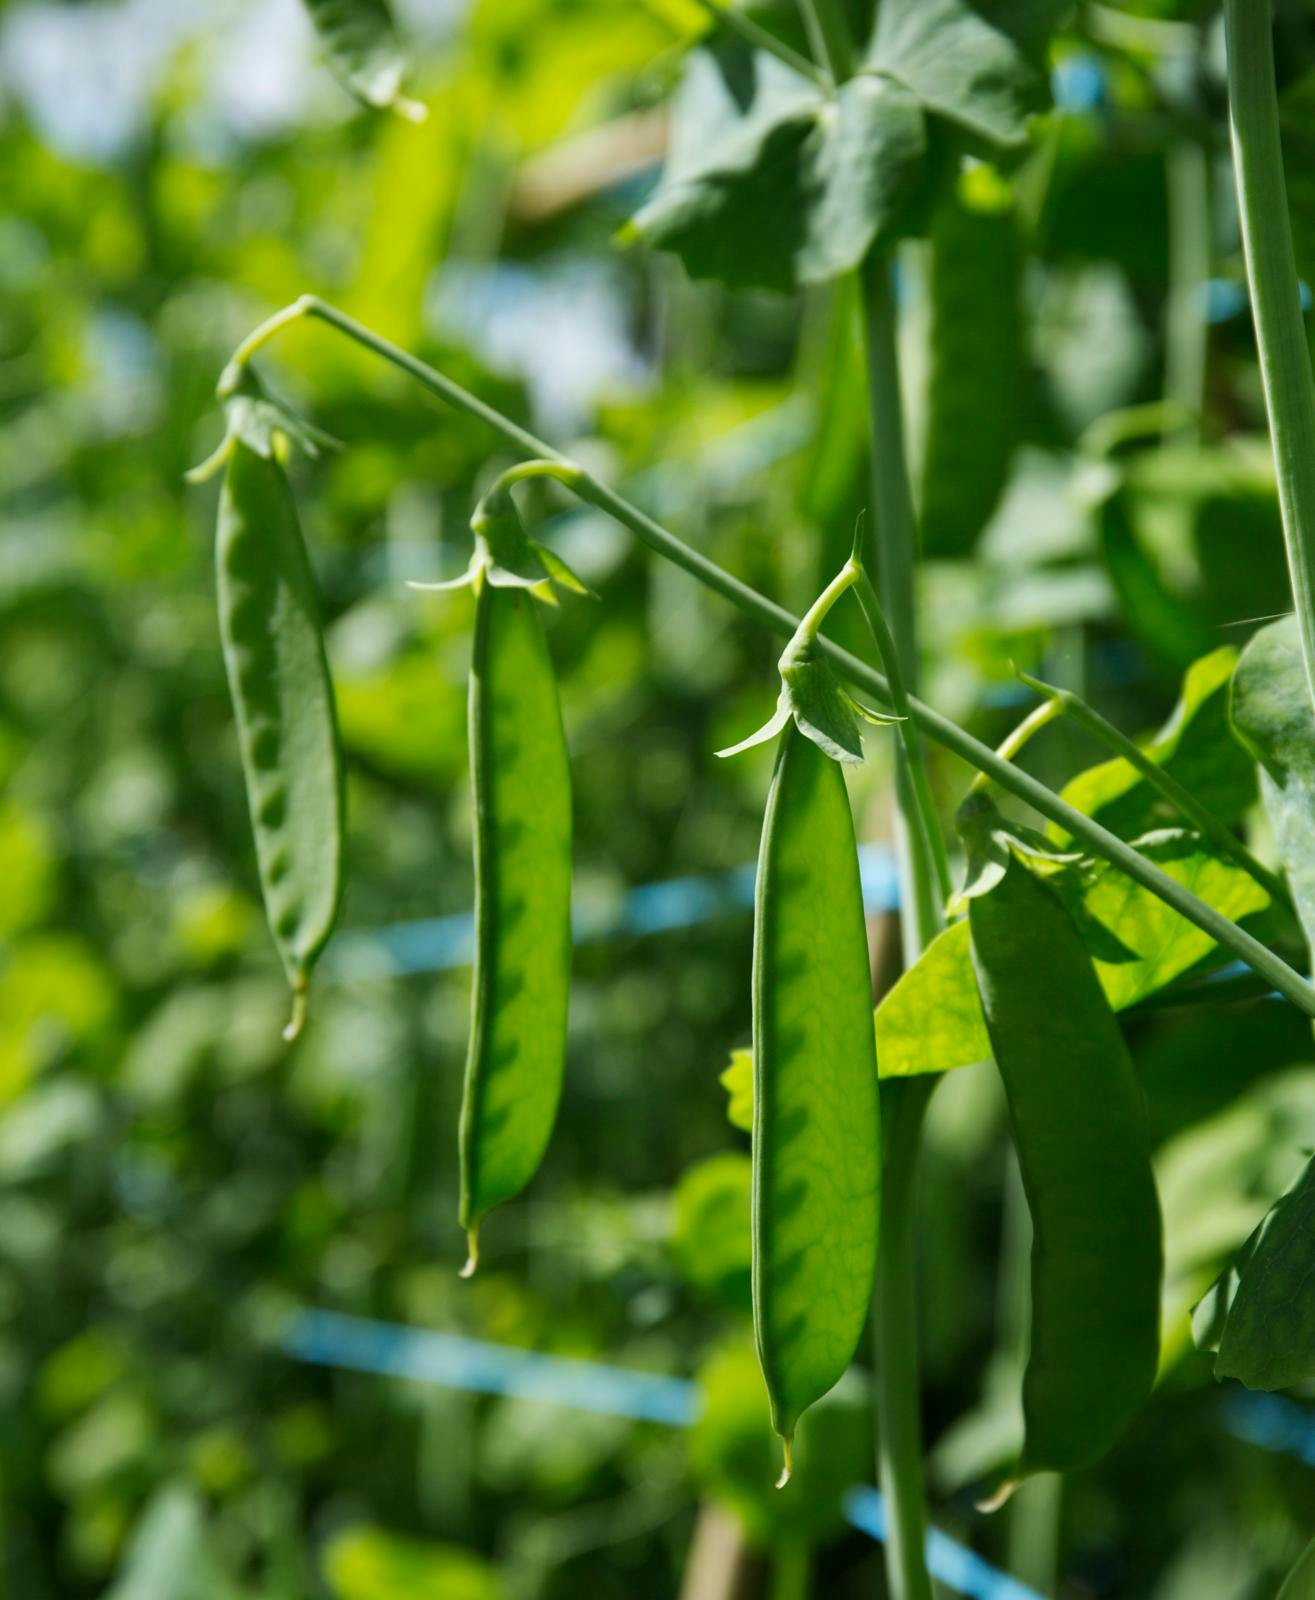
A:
[6, 0, 1315, 1595]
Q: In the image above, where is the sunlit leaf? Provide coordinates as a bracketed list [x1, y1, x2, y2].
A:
[876, 831, 1270, 1077]
[1057, 646, 1254, 841]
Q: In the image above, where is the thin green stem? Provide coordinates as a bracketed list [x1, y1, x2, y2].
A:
[860, 257, 942, 961]
[793, 0, 853, 82]
[487, 457, 586, 496]
[1017, 669, 1295, 913]
[697, 0, 830, 87]
[969, 698, 1065, 795]
[874, 1076, 936, 1600]
[852, 567, 951, 908]
[1225, 0, 1315, 712]
[208, 297, 1315, 1020]
[857, 244, 940, 1600]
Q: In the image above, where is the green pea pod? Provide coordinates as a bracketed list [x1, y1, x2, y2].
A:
[217, 438, 346, 1041]
[753, 724, 881, 1481]
[460, 581, 573, 1273]
[919, 171, 1022, 558]
[964, 803, 1161, 1482]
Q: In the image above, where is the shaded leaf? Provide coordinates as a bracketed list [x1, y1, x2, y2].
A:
[628, 47, 924, 291]
[1193, 1146, 1315, 1392]
[1057, 646, 1254, 841]
[1232, 617, 1315, 959]
[864, 0, 1066, 148]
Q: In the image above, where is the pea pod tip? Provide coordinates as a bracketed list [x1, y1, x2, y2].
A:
[974, 1477, 1018, 1515]
[459, 1228, 481, 1280]
[281, 982, 309, 1044]
[775, 1436, 794, 1490]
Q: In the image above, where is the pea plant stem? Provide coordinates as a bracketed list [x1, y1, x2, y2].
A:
[213, 294, 1315, 1022]
[1224, 0, 1315, 712]
[855, 259, 939, 1600]
[793, 0, 852, 83]
[1016, 669, 1295, 913]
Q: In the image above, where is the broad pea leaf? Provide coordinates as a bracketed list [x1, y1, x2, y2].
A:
[1056, 647, 1255, 841]
[875, 918, 990, 1078]
[1157, 1070, 1315, 1374]
[863, 0, 1067, 148]
[720, 1047, 753, 1131]
[876, 830, 1270, 1077]
[1231, 617, 1315, 959]
[1193, 1147, 1315, 1392]
[628, 47, 925, 291]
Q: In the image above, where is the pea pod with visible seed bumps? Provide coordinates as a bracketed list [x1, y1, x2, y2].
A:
[216, 435, 346, 1041]
[962, 796, 1162, 1483]
[412, 481, 586, 1272]
[720, 561, 894, 1481]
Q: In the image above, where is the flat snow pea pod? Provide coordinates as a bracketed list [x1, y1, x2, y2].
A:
[752, 723, 881, 1480]
[963, 801, 1162, 1481]
[459, 579, 573, 1273]
[217, 438, 346, 1040]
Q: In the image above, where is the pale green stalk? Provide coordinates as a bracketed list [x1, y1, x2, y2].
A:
[1224, 0, 1315, 712]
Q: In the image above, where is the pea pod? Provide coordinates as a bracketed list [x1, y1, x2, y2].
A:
[216, 437, 346, 1040]
[963, 799, 1162, 1481]
[721, 561, 892, 1481]
[751, 726, 880, 1476]
[413, 480, 585, 1273]
[459, 581, 572, 1270]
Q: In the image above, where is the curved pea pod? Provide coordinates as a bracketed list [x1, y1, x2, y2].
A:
[216, 438, 346, 1040]
[963, 800, 1162, 1482]
[751, 724, 881, 1479]
[459, 578, 573, 1272]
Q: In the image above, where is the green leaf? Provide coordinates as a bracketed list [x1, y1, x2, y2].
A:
[720, 1047, 753, 1131]
[324, 1525, 501, 1600]
[627, 46, 925, 292]
[1193, 1147, 1315, 1392]
[864, 0, 1066, 148]
[671, 1152, 752, 1310]
[1057, 646, 1255, 841]
[302, 0, 425, 121]
[876, 830, 1271, 1077]
[1232, 617, 1315, 960]
[875, 919, 991, 1078]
